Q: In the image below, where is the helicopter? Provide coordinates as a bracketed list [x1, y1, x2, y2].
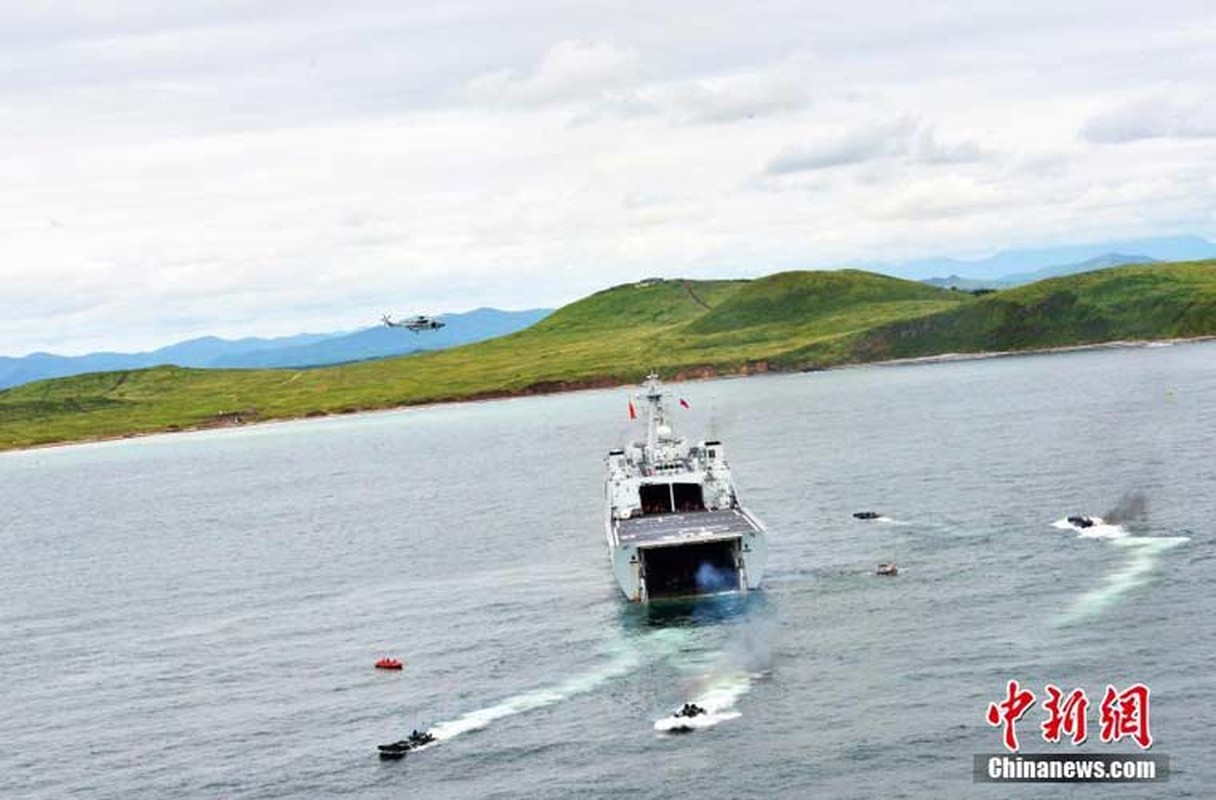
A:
[381, 314, 446, 333]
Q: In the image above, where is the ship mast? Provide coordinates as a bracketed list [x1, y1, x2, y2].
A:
[639, 373, 669, 456]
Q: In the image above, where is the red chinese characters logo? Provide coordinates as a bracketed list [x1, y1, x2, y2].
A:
[985, 680, 1036, 752]
[1041, 684, 1089, 745]
[986, 681, 1152, 752]
[1099, 683, 1152, 749]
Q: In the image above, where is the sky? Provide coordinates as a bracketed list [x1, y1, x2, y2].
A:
[3, 1, 1215, 355]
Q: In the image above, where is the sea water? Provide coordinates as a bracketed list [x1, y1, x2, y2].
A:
[2, 342, 1213, 798]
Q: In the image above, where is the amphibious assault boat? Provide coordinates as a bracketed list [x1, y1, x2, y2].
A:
[604, 375, 768, 602]
[658, 703, 709, 733]
[378, 730, 435, 759]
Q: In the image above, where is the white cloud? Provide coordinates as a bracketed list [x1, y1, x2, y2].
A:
[913, 126, 989, 164]
[1082, 93, 1216, 143]
[2, 1, 1216, 355]
[586, 55, 815, 125]
[874, 176, 1004, 220]
[466, 40, 637, 107]
[469, 44, 815, 126]
[658, 67, 812, 124]
[766, 127, 898, 173]
[764, 117, 990, 175]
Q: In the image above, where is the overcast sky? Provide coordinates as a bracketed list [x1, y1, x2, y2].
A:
[3, 1, 1215, 354]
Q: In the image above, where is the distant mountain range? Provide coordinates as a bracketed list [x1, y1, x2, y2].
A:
[0, 308, 551, 389]
[889, 234, 1216, 284]
[209, 308, 551, 369]
[922, 252, 1162, 290]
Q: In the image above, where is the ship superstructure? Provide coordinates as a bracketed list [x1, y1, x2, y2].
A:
[604, 375, 768, 601]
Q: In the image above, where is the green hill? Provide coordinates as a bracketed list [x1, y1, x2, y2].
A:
[2, 262, 1214, 451]
[838, 261, 1216, 363]
[686, 270, 954, 334]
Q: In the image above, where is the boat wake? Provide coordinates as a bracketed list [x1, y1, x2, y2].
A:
[1051, 516, 1124, 539]
[852, 511, 900, 524]
[653, 670, 763, 733]
[429, 648, 642, 742]
[1052, 514, 1190, 625]
[427, 629, 693, 743]
[654, 620, 771, 734]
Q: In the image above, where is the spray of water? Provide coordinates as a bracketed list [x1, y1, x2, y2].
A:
[654, 672, 752, 732]
[1052, 492, 1189, 626]
[428, 629, 693, 742]
[430, 651, 638, 740]
[654, 618, 772, 732]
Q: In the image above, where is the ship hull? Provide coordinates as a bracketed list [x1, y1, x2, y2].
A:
[606, 508, 767, 602]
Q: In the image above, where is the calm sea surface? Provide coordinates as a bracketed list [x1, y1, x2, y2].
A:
[3, 343, 1213, 799]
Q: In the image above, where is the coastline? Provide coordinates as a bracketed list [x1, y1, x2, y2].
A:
[850, 334, 1216, 370]
[4, 334, 1212, 455]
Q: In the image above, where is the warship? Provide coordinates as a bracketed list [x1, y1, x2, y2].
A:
[604, 375, 768, 601]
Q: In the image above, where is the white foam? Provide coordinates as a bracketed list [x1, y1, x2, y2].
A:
[653, 670, 761, 733]
[1051, 516, 1128, 539]
[427, 629, 694, 742]
[653, 709, 741, 732]
[430, 648, 641, 741]
[1053, 517, 1190, 625]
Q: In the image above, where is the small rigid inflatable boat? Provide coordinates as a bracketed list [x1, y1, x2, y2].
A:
[374, 658, 403, 670]
[876, 562, 899, 576]
[378, 730, 435, 759]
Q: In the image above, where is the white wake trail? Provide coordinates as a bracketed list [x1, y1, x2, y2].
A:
[653, 669, 761, 732]
[653, 619, 772, 733]
[1051, 516, 1126, 540]
[1052, 517, 1190, 625]
[429, 629, 692, 742]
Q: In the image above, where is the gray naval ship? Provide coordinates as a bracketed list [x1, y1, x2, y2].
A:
[604, 375, 768, 601]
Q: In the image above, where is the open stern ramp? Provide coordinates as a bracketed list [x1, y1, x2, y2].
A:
[614, 508, 761, 548]
[612, 508, 767, 601]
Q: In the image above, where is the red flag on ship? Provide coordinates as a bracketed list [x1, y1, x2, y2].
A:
[679, 398, 690, 409]
[628, 400, 637, 420]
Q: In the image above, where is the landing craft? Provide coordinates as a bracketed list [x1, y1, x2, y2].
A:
[381, 313, 446, 333]
[604, 374, 768, 602]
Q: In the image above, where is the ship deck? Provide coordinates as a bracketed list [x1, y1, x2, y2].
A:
[614, 508, 761, 548]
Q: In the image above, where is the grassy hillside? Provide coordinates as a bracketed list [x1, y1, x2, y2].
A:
[2, 262, 1214, 451]
[686, 270, 954, 334]
[835, 261, 1216, 364]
